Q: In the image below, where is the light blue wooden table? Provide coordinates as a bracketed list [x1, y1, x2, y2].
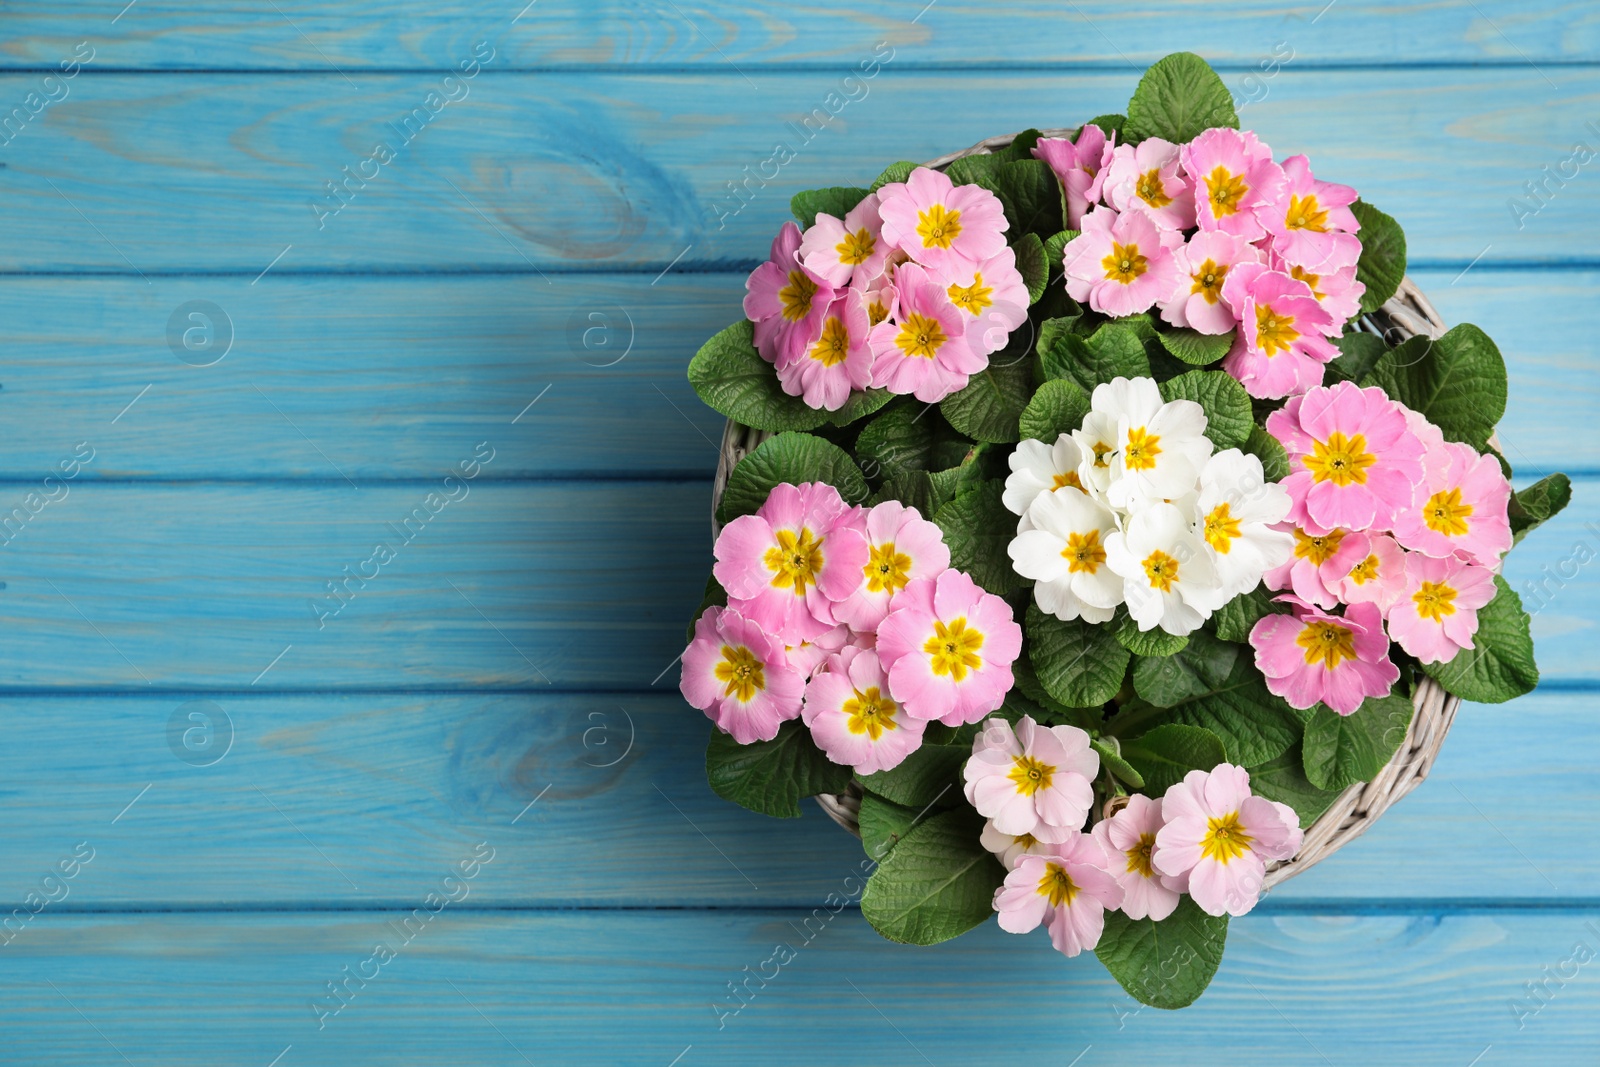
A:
[0, 3, 1594, 1063]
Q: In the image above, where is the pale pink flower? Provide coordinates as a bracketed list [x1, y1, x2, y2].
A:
[681, 606, 805, 744]
[1180, 128, 1286, 242]
[713, 482, 869, 643]
[1251, 599, 1400, 715]
[868, 263, 986, 403]
[1267, 382, 1427, 532]
[798, 192, 889, 288]
[1386, 552, 1498, 665]
[1161, 230, 1263, 334]
[1258, 155, 1362, 271]
[1153, 764, 1303, 917]
[1103, 137, 1195, 231]
[1220, 263, 1339, 399]
[1392, 441, 1513, 570]
[1325, 531, 1409, 614]
[963, 715, 1098, 840]
[1091, 794, 1181, 921]
[942, 246, 1030, 355]
[1266, 250, 1365, 333]
[784, 623, 849, 677]
[831, 500, 951, 633]
[877, 570, 1022, 726]
[1033, 124, 1116, 228]
[774, 291, 874, 412]
[994, 834, 1125, 957]
[877, 167, 1008, 275]
[1062, 207, 1185, 318]
[980, 820, 1054, 870]
[743, 221, 837, 368]
[1264, 522, 1350, 610]
[802, 646, 925, 774]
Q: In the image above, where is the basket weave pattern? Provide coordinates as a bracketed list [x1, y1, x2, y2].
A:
[708, 131, 1460, 892]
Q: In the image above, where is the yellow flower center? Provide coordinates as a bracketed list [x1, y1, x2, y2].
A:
[1303, 432, 1378, 487]
[1051, 470, 1084, 492]
[863, 541, 913, 595]
[1142, 549, 1181, 592]
[923, 617, 984, 681]
[808, 316, 850, 367]
[1199, 811, 1254, 864]
[778, 269, 818, 322]
[1090, 440, 1114, 469]
[1348, 553, 1382, 585]
[866, 298, 890, 327]
[836, 227, 876, 266]
[1423, 487, 1474, 537]
[714, 645, 766, 702]
[894, 312, 948, 360]
[947, 272, 994, 316]
[1204, 502, 1243, 554]
[1288, 264, 1325, 300]
[1126, 833, 1156, 878]
[1061, 529, 1107, 574]
[1255, 305, 1301, 356]
[1190, 258, 1228, 305]
[1008, 754, 1056, 797]
[763, 527, 825, 596]
[843, 686, 899, 740]
[1285, 193, 1329, 232]
[1135, 167, 1172, 208]
[1292, 526, 1346, 565]
[1038, 862, 1077, 907]
[1297, 618, 1357, 670]
[1123, 427, 1163, 471]
[1101, 240, 1149, 285]
[1204, 166, 1250, 216]
[916, 203, 963, 250]
[1413, 580, 1459, 623]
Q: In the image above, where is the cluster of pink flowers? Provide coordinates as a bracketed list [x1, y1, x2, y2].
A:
[743, 169, 1026, 408]
[1250, 381, 1512, 714]
[968, 716, 1302, 956]
[1042, 126, 1365, 399]
[681, 482, 1021, 772]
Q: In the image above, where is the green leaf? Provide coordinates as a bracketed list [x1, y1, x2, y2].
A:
[1327, 331, 1389, 384]
[860, 808, 1006, 945]
[871, 161, 917, 191]
[934, 479, 1025, 595]
[1011, 648, 1102, 731]
[1158, 369, 1253, 450]
[790, 186, 870, 228]
[1019, 378, 1092, 443]
[1363, 324, 1507, 452]
[705, 721, 851, 819]
[1157, 327, 1235, 367]
[716, 431, 869, 523]
[1211, 585, 1287, 643]
[858, 793, 948, 863]
[1043, 229, 1080, 273]
[856, 400, 938, 480]
[989, 158, 1067, 239]
[1508, 472, 1572, 545]
[1013, 232, 1049, 305]
[874, 470, 936, 514]
[1241, 424, 1291, 482]
[858, 743, 968, 809]
[943, 154, 1002, 189]
[1124, 52, 1239, 145]
[1350, 200, 1407, 314]
[687, 321, 829, 433]
[1122, 723, 1228, 795]
[685, 573, 728, 644]
[1420, 575, 1539, 703]
[1040, 321, 1150, 392]
[940, 358, 1033, 444]
[1301, 693, 1413, 792]
[1245, 742, 1341, 826]
[927, 447, 989, 511]
[826, 388, 894, 427]
[1084, 114, 1127, 139]
[1026, 603, 1130, 709]
[1097, 897, 1229, 1009]
[1116, 609, 1190, 657]
[993, 128, 1043, 162]
[1093, 739, 1145, 789]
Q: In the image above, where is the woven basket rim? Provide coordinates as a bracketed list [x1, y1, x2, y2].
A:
[708, 129, 1462, 893]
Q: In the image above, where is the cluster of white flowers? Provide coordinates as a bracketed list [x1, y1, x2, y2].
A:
[1005, 376, 1294, 635]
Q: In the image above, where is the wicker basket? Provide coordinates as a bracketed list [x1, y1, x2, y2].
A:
[708, 130, 1460, 892]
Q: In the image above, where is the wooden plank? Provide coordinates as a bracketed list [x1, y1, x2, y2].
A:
[0, 267, 1589, 479]
[1, 1, 1593, 70]
[0, 69, 1593, 271]
[0, 479, 1590, 689]
[0, 689, 1592, 908]
[1, 908, 1596, 1065]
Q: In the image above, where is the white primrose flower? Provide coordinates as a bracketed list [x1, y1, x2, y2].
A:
[1071, 408, 1122, 499]
[1194, 448, 1294, 600]
[1008, 486, 1123, 624]
[1105, 501, 1225, 635]
[1003, 435, 1094, 524]
[1092, 377, 1214, 511]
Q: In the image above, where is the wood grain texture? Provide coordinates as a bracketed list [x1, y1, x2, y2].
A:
[0, 69, 1593, 272]
[0, 266, 1590, 479]
[0, 690, 1592, 908]
[2, 909, 1597, 1066]
[1, 0, 1594, 69]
